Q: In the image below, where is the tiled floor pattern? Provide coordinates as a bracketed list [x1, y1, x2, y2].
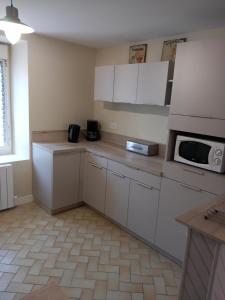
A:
[0, 202, 181, 300]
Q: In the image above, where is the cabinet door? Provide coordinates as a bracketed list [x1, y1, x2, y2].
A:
[137, 62, 170, 106]
[53, 152, 80, 210]
[170, 38, 225, 119]
[105, 170, 130, 226]
[94, 66, 114, 101]
[84, 161, 106, 213]
[113, 64, 139, 103]
[155, 178, 215, 262]
[127, 180, 159, 243]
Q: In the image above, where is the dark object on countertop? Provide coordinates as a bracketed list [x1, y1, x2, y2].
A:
[68, 124, 80, 143]
[86, 120, 100, 141]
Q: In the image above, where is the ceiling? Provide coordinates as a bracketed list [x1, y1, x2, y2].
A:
[0, 0, 225, 48]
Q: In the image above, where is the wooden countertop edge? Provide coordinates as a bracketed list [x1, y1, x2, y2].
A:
[176, 194, 225, 244]
[32, 142, 163, 177]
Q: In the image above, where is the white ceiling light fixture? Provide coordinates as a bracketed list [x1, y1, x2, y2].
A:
[0, 0, 34, 45]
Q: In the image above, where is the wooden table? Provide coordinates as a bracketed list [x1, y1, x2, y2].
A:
[176, 194, 225, 300]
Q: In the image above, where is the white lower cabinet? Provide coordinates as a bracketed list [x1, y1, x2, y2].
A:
[82, 153, 217, 264]
[33, 144, 81, 213]
[53, 152, 81, 210]
[127, 180, 159, 243]
[155, 177, 216, 262]
[84, 160, 107, 213]
[105, 170, 130, 226]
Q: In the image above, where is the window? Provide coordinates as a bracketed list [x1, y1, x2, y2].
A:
[0, 45, 12, 155]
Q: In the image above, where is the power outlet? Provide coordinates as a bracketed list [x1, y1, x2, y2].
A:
[109, 122, 118, 130]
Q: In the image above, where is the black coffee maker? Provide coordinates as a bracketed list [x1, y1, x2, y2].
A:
[86, 120, 100, 141]
[68, 124, 80, 143]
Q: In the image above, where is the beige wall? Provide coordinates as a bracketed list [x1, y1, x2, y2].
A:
[94, 27, 225, 144]
[28, 34, 96, 131]
[13, 34, 96, 197]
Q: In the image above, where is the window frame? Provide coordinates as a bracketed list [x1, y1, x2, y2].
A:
[0, 44, 12, 155]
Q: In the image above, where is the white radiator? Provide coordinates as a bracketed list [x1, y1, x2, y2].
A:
[0, 164, 14, 211]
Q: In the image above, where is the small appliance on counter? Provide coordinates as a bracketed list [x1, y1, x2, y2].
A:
[174, 135, 225, 173]
[68, 124, 80, 143]
[126, 140, 159, 156]
[86, 120, 100, 141]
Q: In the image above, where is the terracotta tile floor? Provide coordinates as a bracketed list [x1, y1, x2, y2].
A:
[0, 202, 181, 300]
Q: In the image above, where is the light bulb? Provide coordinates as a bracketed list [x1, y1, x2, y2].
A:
[0, 5, 34, 45]
[4, 29, 21, 45]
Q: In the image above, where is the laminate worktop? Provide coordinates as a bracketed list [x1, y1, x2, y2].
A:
[176, 194, 225, 244]
[32, 141, 164, 177]
[177, 195, 225, 300]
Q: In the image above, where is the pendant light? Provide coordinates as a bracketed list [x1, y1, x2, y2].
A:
[0, 0, 34, 45]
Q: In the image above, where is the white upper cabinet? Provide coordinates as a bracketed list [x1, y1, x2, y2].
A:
[113, 64, 139, 103]
[94, 65, 114, 101]
[137, 62, 171, 106]
[170, 38, 225, 119]
[94, 62, 171, 105]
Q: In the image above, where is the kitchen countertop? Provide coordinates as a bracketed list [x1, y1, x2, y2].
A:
[32, 141, 164, 177]
[176, 194, 225, 244]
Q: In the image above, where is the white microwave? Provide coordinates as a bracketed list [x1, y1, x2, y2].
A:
[174, 135, 225, 173]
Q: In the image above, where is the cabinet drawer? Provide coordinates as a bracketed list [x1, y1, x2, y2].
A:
[85, 152, 107, 169]
[163, 161, 225, 195]
[108, 159, 161, 190]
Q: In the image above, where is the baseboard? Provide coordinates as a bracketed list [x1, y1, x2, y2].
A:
[15, 194, 34, 206]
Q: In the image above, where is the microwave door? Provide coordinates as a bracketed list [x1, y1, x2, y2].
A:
[178, 141, 211, 166]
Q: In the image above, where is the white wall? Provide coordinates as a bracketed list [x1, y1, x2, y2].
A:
[94, 27, 225, 144]
[11, 34, 96, 198]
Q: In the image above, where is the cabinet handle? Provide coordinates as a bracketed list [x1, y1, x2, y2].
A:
[125, 164, 140, 171]
[110, 171, 125, 178]
[182, 114, 214, 119]
[180, 183, 202, 193]
[137, 182, 153, 190]
[182, 167, 205, 176]
[89, 162, 103, 170]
